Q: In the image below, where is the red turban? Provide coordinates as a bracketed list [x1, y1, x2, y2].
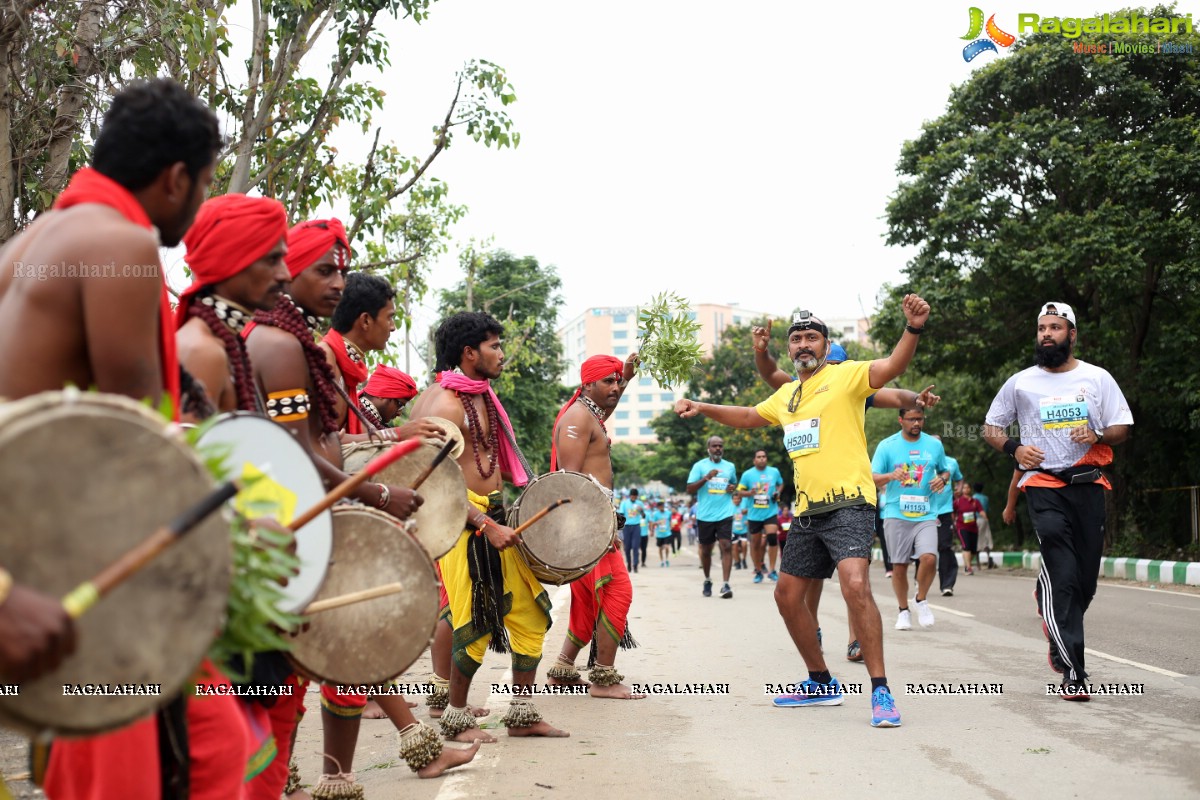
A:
[176, 194, 288, 328]
[286, 218, 350, 278]
[550, 354, 625, 470]
[580, 355, 624, 384]
[363, 365, 418, 401]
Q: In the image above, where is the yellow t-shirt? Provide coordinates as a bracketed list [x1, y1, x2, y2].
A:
[755, 360, 877, 517]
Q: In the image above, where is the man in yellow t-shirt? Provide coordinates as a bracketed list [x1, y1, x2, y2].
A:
[674, 295, 931, 728]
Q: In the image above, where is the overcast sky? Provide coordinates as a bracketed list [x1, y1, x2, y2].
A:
[192, 0, 1186, 368]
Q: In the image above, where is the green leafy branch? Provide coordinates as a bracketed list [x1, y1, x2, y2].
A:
[636, 292, 703, 388]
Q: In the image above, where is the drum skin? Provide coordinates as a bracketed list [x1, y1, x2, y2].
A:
[0, 391, 231, 736]
[510, 471, 616, 585]
[342, 441, 467, 560]
[196, 412, 332, 613]
[287, 506, 439, 685]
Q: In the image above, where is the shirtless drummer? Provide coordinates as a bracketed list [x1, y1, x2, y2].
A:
[545, 354, 646, 700]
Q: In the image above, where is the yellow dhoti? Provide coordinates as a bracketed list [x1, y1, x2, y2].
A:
[439, 490, 552, 676]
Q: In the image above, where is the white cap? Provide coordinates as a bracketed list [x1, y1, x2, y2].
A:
[1038, 302, 1076, 328]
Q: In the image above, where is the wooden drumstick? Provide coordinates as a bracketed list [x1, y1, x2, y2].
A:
[303, 582, 404, 614]
[289, 438, 423, 532]
[410, 438, 457, 492]
[473, 498, 572, 538]
[61, 478, 244, 618]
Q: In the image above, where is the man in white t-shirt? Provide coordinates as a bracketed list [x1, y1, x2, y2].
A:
[983, 302, 1133, 702]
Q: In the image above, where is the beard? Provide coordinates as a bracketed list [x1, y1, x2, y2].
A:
[792, 351, 820, 371]
[1034, 339, 1071, 368]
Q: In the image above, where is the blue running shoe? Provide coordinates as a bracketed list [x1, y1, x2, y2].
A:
[871, 686, 902, 727]
[772, 678, 844, 708]
[753, 570, 764, 584]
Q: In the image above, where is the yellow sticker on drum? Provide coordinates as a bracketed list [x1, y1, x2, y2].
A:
[235, 462, 297, 525]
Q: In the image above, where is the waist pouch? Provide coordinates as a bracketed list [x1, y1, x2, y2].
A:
[1038, 465, 1103, 485]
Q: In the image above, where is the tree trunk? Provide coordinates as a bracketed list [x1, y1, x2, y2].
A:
[0, 38, 16, 242]
[43, 0, 106, 202]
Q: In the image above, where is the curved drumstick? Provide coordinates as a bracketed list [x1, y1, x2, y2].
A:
[473, 498, 573, 538]
[303, 582, 404, 614]
[410, 438, 457, 491]
[289, 438, 423, 532]
[61, 478, 244, 618]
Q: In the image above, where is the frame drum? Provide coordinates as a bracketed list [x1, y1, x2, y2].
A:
[342, 441, 466, 560]
[509, 471, 616, 584]
[0, 391, 231, 736]
[196, 412, 332, 613]
[287, 506, 439, 685]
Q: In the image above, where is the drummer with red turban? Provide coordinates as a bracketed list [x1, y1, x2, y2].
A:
[176, 193, 289, 416]
[545, 353, 647, 700]
[359, 365, 419, 428]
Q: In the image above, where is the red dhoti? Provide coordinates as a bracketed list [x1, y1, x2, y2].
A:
[43, 718, 161, 800]
[244, 675, 307, 799]
[319, 682, 365, 719]
[189, 661, 253, 800]
[566, 549, 633, 648]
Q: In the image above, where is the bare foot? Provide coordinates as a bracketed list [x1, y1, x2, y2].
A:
[429, 704, 491, 719]
[547, 673, 589, 687]
[449, 727, 497, 744]
[507, 720, 569, 737]
[362, 700, 386, 719]
[416, 742, 480, 778]
[589, 682, 646, 700]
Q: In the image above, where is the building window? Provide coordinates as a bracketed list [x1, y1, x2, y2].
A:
[637, 394, 652, 402]
[734, 316, 742, 325]
[638, 410, 653, 419]
[639, 426, 653, 436]
[616, 427, 630, 436]
[639, 377, 652, 386]
[614, 410, 629, 420]
[613, 330, 628, 339]
[614, 345, 628, 355]
[613, 314, 628, 323]
[687, 311, 697, 321]
[660, 392, 674, 402]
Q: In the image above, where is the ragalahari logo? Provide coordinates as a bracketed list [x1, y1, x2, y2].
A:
[962, 7, 1016, 61]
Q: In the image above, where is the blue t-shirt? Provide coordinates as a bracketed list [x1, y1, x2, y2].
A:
[688, 458, 738, 522]
[933, 456, 962, 516]
[974, 492, 990, 513]
[732, 498, 750, 535]
[618, 498, 644, 525]
[871, 432, 949, 523]
[738, 466, 784, 521]
[653, 510, 672, 538]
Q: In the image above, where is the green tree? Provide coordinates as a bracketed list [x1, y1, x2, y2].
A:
[3, 0, 516, 332]
[437, 249, 567, 475]
[881, 4, 1200, 552]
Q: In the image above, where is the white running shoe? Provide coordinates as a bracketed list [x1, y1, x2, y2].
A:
[915, 599, 935, 628]
[895, 609, 912, 630]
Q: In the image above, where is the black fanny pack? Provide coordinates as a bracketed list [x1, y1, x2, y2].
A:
[1037, 465, 1103, 485]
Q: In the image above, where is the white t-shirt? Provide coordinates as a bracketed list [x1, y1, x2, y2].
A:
[986, 360, 1133, 487]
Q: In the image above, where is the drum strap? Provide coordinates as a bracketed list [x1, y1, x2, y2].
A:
[467, 504, 510, 654]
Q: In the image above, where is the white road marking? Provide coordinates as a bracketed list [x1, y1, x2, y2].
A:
[1084, 648, 1186, 679]
[926, 604, 975, 618]
[1147, 602, 1200, 612]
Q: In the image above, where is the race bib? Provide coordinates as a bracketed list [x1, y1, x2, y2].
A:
[783, 417, 821, 455]
[753, 492, 770, 509]
[708, 477, 729, 495]
[962, 511, 976, 524]
[1040, 394, 1088, 430]
[899, 494, 930, 518]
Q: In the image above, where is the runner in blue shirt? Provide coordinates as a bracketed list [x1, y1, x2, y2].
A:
[686, 436, 738, 598]
[739, 449, 785, 584]
[617, 489, 645, 574]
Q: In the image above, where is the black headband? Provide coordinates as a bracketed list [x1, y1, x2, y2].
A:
[786, 310, 829, 339]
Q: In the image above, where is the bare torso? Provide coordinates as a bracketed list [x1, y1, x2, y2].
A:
[554, 401, 613, 488]
[0, 206, 163, 399]
[176, 318, 236, 413]
[411, 382, 503, 497]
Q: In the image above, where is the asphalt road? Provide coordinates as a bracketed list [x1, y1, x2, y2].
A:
[5, 547, 1200, 799]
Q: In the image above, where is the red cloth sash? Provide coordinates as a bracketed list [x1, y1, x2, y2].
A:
[322, 330, 368, 434]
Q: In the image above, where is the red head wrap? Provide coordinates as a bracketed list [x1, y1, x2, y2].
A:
[363, 365, 418, 401]
[176, 194, 288, 329]
[580, 355, 624, 384]
[286, 218, 350, 278]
